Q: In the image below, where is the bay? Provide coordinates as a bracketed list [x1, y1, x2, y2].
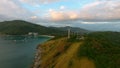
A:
[0, 35, 49, 68]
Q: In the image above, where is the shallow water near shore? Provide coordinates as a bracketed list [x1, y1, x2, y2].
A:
[0, 35, 49, 68]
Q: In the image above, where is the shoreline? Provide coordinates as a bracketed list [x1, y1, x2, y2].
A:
[39, 35, 55, 38]
[0, 34, 55, 38]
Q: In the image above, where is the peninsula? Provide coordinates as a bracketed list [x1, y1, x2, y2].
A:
[33, 31, 120, 68]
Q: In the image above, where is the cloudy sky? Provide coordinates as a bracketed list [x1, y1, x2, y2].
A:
[0, 0, 120, 31]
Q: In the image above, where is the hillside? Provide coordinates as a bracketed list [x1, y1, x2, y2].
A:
[0, 20, 89, 36]
[33, 32, 120, 68]
[49, 26, 90, 34]
[0, 20, 66, 36]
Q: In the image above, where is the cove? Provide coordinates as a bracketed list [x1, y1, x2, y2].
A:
[0, 35, 50, 68]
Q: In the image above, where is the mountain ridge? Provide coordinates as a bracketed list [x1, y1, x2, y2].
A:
[0, 20, 89, 36]
[49, 26, 90, 34]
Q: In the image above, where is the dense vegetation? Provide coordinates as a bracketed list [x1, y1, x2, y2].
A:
[77, 31, 120, 68]
[50, 26, 89, 34]
[0, 20, 66, 36]
[0, 20, 89, 36]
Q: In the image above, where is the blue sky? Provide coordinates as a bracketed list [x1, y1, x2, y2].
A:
[0, 0, 120, 31]
[20, 0, 95, 17]
[21, 0, 94, 10]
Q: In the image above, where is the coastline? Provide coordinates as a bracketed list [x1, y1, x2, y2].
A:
[39, 35, 55, 38]
[0, 34, 55, 37]
[32, 36, 54, 68]
[32, 45, 42, 68]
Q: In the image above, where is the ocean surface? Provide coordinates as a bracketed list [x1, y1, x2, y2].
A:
[0, 35, 50, 68]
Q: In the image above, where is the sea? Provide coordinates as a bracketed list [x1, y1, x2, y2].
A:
[0, 35, 50, 68]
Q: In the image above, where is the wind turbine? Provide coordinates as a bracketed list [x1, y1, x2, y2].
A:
[67, 26, 71, 39]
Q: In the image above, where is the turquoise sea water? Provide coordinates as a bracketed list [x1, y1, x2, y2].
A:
[0, 36, 49, 68]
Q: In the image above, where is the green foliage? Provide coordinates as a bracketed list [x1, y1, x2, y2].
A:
[50, 26, 90, 34]
[77, 32, 120, 68]
[67, 35, 80, 42]
[0, 20, 67, 36]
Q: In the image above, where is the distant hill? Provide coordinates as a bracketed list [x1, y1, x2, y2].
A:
[33, 31, 120, 68]
[0, 20, 66, 36]
[49, 26, 90, 34]
[0, 20, 89, 36]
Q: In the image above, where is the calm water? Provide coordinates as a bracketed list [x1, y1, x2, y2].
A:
[0, 36, 49, 68]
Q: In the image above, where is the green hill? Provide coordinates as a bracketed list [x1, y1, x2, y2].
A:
[0, 20, 66, 36]
[49, 26, 90, 34]
[0, 20, 89, 36]
[78, 31, 120, 68]
[33, 31, 120, 68]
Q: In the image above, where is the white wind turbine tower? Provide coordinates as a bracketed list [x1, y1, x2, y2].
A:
[68, 28, 71, 39]
[67, 25, 71, 39]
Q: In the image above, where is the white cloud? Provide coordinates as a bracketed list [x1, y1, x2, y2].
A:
[81, 22, 96, 24]
[30, 16, 38, 19]
[49, 9, 54, 12]
[0, 0, 120, 24]
[60, 6, 65, 10]
[81, 22, 109, 24]
[42, 0, 120, 22]
[19, 0, 66, 5]
[79, 0, 120, 21]
[0, 0, 35, 21]
[47, 10, 79, 21]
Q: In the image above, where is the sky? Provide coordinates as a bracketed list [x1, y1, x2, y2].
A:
[0, 0, 120, 31]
